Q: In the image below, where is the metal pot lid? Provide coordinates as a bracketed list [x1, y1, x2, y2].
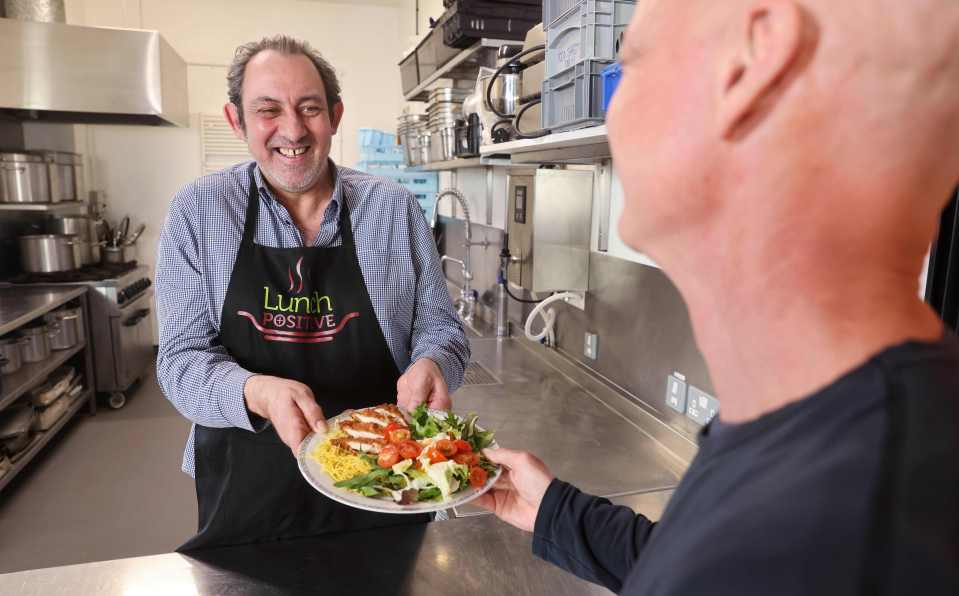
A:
[0, 152, 48, 163]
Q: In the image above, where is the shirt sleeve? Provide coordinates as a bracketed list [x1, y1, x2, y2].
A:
[532, 479, 657, 593]
[155, 183, 261, 431]
[405, 191, 470, 391]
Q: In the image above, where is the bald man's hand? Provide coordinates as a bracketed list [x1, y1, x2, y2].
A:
[397, 358, 452, 413]
[473, 448, 554, 532]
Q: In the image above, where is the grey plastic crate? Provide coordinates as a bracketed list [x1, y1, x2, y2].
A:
[542, 58, 612, 133]
[544, 0, 636, 32]
[545, 0, 637, 78]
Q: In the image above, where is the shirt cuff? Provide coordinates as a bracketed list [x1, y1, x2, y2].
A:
[218, 366, 264, 431]
[415, 350, 464, 392]
[532, 478, 573, 559]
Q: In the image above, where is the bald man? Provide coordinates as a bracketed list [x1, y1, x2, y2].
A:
[476, 1, 959, 594]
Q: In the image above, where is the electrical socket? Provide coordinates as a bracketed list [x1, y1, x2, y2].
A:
[665, 373, 687, 414]
[686, 386, 720, 425]
[584, 332, 599, 360]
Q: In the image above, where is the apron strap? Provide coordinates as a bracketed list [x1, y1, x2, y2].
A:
[242, 163, 260, 248]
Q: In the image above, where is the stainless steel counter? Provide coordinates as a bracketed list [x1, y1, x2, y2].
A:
[0, 286, 88, 337]
[0, 493, 674, 596]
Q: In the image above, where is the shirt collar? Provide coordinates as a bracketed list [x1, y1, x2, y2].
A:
[251, 159, 344, 216]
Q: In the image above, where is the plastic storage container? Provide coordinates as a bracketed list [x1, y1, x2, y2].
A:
[357, 145, 406, 166]
[544, 0, 636, 79]
[365, 168, 439, 193]
[601, 62, 622, 111]
[440, 1, 541, 48]
[544, 0, 634, 29]
[542, 59, 612, 132]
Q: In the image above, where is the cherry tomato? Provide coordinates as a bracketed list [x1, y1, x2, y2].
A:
[453, 452, 473, 465]
[388, 428, 411, 444]
[428, 449, 448, 464]
[453, 439, 472, 454]
[435, 439, 457, 457]
[469, 466, 488, 488]
[377, 444, 400, 469]
[382, 422, 402, 439]
[399, 440, 422, 460]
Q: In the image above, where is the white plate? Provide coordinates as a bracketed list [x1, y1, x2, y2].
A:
[297, 408, 501, 514]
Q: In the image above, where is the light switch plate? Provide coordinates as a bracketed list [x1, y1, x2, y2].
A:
[686, 386, 720, 425]
[584, 332, 598, 360]
[665, 374, 687, 414]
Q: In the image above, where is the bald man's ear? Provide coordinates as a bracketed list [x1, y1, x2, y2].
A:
[718, 1, 804, 139]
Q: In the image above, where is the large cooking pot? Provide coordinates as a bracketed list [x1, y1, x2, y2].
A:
[0, 152, 53, 203]
[44, 307, 83, 351]
[47, 216, 98, 266]
[0, 335, 25, 375]
[19, 234, 80, 273]
[19, 324, 57, 363]
[31, 151, 81, 203]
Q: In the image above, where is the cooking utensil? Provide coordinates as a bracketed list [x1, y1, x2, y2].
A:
[0, 335, 25, 375]
[118, 216, 130, 245]
[18, 234, 80, 273]
[44, 307, 83, 351]
[20, 323, 57, 363]
[122, 223, 145, 246]
[0, 152, 52, 203]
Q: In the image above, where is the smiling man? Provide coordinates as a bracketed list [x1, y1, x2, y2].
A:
[155, 35, 468, 549]
[478, 1, 959, 594]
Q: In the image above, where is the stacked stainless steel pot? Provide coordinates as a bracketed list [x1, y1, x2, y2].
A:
[398, 113, 430, 167]
[18, 234, 82, 273]
[0, 150, 82, 204]
[44, 307, 83, 351]
[46, 215, 101, 266]
[427, 88, 470, 163]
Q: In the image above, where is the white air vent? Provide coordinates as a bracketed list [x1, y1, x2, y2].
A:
[200, 114, 251, 175]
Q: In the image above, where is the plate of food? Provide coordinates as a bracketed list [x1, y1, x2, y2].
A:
[297, 403, 501, 514]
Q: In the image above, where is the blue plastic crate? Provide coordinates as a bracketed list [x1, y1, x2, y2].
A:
[366, 168, 439, 193]
[601, 62, 622, 111]
[358, 128, 398, 148]
[359, 145, 405, 164]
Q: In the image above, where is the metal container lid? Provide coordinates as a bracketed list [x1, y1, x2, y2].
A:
[0, 152, 49, 163]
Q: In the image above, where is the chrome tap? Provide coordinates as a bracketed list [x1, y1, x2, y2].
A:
[431, 188, 488, 323]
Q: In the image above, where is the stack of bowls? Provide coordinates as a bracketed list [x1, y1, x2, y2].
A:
[427, 88, 470, 162]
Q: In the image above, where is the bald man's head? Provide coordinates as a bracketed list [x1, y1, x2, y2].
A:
[608, 0, 959, 265]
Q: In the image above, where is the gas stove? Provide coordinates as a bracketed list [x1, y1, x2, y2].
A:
[5, 263, 152, 306]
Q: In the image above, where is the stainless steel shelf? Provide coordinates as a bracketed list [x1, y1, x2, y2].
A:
[403, 38, 522, 102]
[479, 124, 611, 164]
[0, 342, 86, 411]
[0, 286, 88, 337]
[0, 388, 91, 493]
[412, 156, 514, 171]
[0, 201, 87, 213]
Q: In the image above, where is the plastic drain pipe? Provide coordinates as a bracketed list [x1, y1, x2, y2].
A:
[524, 291, 580, 345]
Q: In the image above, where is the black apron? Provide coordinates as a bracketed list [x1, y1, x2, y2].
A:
[179, 164, 430, 551]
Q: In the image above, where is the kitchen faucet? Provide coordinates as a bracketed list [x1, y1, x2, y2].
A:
[430, 188, 489, 323]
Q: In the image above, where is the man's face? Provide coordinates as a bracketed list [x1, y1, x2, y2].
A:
[606, 0, 717, 253]
[230, 50, 342, 195]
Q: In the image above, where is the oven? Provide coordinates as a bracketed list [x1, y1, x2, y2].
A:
[102, 288, 154, 394]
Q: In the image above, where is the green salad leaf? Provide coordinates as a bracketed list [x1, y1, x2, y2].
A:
[410, 404, 442, 438]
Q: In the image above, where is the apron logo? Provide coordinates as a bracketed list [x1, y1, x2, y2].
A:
[237, 256, 360, 344]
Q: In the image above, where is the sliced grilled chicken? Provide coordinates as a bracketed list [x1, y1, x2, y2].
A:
[331, 437, 384, 455]
[340, 420, 386, 440]
[374, 404, 409, 426]
[351, 408, 391, 427]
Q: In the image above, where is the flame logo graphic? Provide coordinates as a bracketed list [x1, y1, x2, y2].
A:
[287, 256, 305, 294]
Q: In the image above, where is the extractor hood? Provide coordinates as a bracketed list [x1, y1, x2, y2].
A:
[0, 18, 189, 127]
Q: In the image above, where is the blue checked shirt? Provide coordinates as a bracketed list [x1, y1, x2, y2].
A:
[155, 160, 469, 476]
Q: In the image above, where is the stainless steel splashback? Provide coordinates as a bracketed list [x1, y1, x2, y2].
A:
[0, 19, 188, 127]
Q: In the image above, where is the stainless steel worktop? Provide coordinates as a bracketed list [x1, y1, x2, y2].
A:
[0, 286, 88, 337]
[0, 492, 674, 596]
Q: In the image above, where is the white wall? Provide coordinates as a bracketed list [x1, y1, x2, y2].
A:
[56, 0, 410, 341]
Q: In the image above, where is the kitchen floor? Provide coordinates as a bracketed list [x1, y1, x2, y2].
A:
[0, 364, 197, 574]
